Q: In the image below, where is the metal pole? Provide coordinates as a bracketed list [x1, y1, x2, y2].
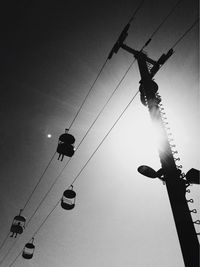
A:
[135, 53, 200, 267]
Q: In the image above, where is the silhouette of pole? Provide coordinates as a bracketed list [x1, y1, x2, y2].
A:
[120, 44, 199, 267]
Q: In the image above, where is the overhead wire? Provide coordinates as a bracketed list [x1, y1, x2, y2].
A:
[0, 232, 10, 252]
[128, 0, 145, 24]
[68, 0, 145, 132]
[7, 89, 140, 267]
[0, 2, 146, 264]
[171, 17, 199, 49]
[0, 151, 56, 256]
[22, 152, 57, 211]
[1, 58, 138, 267]
[71, 90, 140, 186]
[0, 40, 109, 259]
[0, 238, 18, 266]
[68, 59, 108, 130]
[8, 201, 60, 267]
[140, 0, 184, 50]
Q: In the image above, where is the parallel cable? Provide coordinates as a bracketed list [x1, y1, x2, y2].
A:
[67, 0, 145, 132]
[25, 158, 71, 228]
[8, 201, 60, 267]
[0, 152, 56, 255]
[0, 57, 137, 267]
[76, 59, 137, 150]
[128, 0, 145, 23]
[22, 151, 56, 211]
[71, 90, 139, 185]
[24, 60, 137, 229]
[150, 0, 183, 39]
[8, 90, 139, 267]
[68, 59, 108, 130]
[0, 232, 10, 252]
[141, 0, 184, 50]
[171, 17, 199, 49]
[0, 238, 18, 266]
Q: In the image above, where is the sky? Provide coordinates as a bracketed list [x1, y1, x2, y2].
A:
[0, 0, 199, 266]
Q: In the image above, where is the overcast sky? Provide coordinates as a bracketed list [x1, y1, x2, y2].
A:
[0, 0, 199, 266]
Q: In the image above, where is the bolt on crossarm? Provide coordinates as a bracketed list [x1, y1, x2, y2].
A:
[120, 44, 199, 266]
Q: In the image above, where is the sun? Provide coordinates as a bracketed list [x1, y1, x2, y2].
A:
[47, 134, 52, 138]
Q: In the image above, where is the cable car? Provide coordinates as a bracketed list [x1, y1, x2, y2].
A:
[22, 238, 35, 259]
[10, 210, 26, 238]
[61, 186, 76, 210]
[57, 129, 75, 161]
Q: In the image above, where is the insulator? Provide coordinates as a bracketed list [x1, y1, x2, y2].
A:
[193, 220, 200, 225]
[186, 189, 190, 193]
[174, 158, 180, 161]
[187, 199, 194, 203]
[190, 209, 197, 213]
[172, 151, 178, 155]
[166, 127, 171, 131]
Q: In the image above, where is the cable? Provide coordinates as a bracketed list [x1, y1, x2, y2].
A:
[68, 59, 108, 130]
[1, 59, 137, 267]
[0, 232, 10, 252]
[71, 90, 139, 185]
[24, 60, 137, 229]
[25, 158, 71, 228]
[0, 152, 56, 256]
[7, 89, 139, 267]
[0, 56, 108, 260]
[128, 0, 145, 24]
[141, 0, 184, 50]
[8, 201, 60, 267]
[171, 17, 199, 49]
[76, 59, 137, 150]
[149, 0, 183, 40]
[0, 238, 18, 266]
[22, 152, 57, 211]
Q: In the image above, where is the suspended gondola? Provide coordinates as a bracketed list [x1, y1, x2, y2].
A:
[10, 210, 26, 238]
[57, 129, 75, 161]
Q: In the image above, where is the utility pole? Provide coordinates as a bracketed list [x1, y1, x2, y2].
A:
[108, 24, 199, 267]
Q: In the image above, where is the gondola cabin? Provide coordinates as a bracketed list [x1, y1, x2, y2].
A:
[22, 239, 35, 259]
[10, 212, 26, 237]
[61, 186, 76, 210]
[57, 131, 75, 161]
